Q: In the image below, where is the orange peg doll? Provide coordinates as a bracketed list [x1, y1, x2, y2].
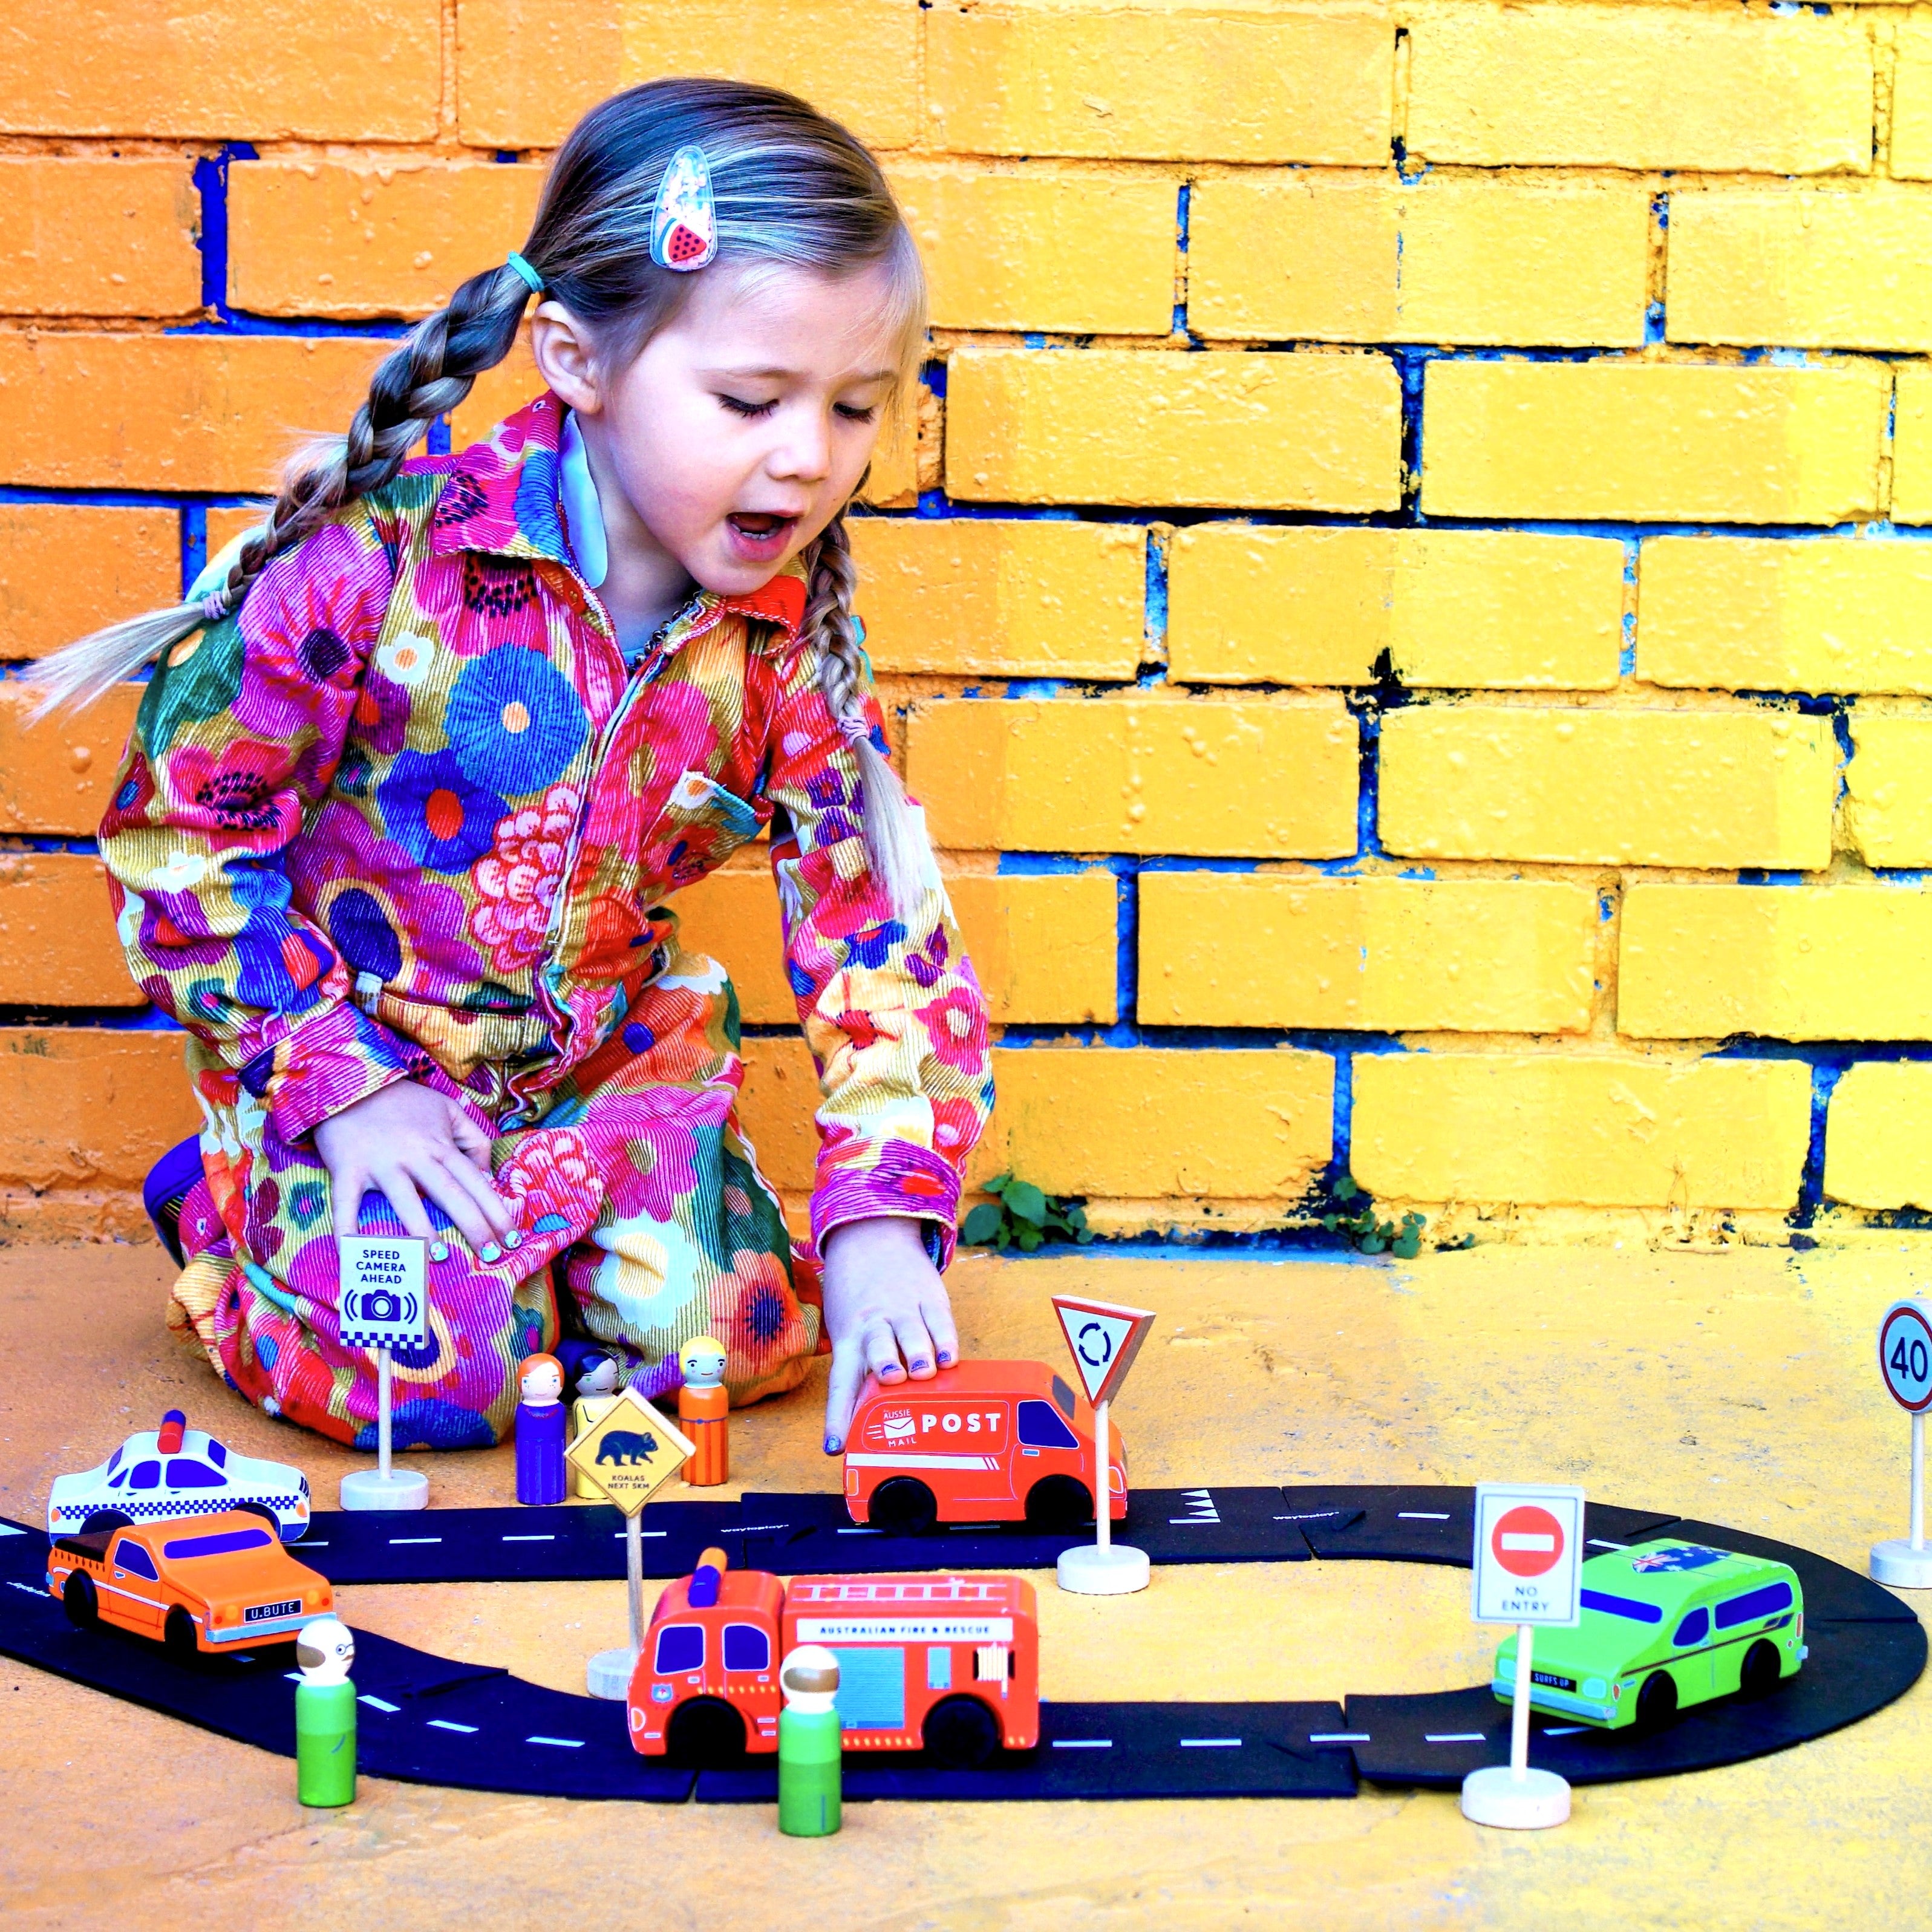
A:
[677, 1335, 729, 1487]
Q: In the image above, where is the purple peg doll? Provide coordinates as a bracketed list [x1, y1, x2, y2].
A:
[515, 1352, 568, 1506]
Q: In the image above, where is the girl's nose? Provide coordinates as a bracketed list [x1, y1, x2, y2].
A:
[769, 410, 832, 483]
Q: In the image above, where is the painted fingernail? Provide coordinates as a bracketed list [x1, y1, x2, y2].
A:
[429, 1242, 449, 1262]
[504, 1229, 524, 1250]
[481, 1242, 503, 1263]
[938, 1350, 955, 1366]
[912, 1359, 930, 1373]
[824, 1437, 842, 1455]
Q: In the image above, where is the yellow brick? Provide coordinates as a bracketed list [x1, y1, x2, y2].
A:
[0, 853, 141, 1007]
[1668, 189, 1932, 352]
[621, 0, 920, 151]
[925, 0, 1391, 163]
[1167, 526, 1622, 689]
[1379, 707, 1836, 870]
[1138, 875, 1596, 1033]
[448, 348, 544, 452]
[0, 159, 199, 317]
[456, 0, 619, 149]
[907, 694, 1358, 857]
[887, 161, 1175, 335]
[1406, 2, 1872, 175]
[1420, 360, 1887, 525]
[1189, 175, 1648, 347]
[0, 1028, 200, 1192]
[0, 335, 389, 494]
[0, 684, 142, 838]
[850, 519, 1144, 679]
[1845, 717, 1932, 868]
[1824, 1063, 1932, 1210]
[1888, 367, 1932, 526]
[1890, 21, 1932, 181]
[0, 2, 441, 141]
[860, 389, 923, 509]
[229, 162, 546, 321]
[674, 867, 1118, 1024]
[206, 504, 270, 556]
[947, 347, 1400, 511]
[737, 1036, 821, 1192]
[0, 506, 179, 659]
[1350, 1051, 1811, 1209]
[1640, 537, 1932, 695]
[987, 1046, 1333, 1198]
[1620, 883, 1932, 1040]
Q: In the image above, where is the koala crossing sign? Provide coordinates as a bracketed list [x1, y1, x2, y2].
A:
[566, 1386, 695, 1515]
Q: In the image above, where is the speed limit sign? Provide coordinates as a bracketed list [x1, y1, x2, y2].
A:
[1879, 1300, 1932, 1413]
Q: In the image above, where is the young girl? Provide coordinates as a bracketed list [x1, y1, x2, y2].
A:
[38, 79, 991, 1458]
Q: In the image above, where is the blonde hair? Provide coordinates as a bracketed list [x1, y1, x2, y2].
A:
[33, 78, 933, 915]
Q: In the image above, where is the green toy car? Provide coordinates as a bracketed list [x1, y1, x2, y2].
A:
[1492, 1539, 1806, 1732]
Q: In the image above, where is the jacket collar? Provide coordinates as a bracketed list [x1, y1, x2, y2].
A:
[428, 393, 808, 648]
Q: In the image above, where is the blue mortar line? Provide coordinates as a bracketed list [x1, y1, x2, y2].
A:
[180, 504, 207, 599]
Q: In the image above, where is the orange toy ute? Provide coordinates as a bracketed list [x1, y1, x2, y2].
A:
[843, 1358, 1128, 1533]
[47, 1509, 333, 1659]
[628, 1548, 1039, 1768]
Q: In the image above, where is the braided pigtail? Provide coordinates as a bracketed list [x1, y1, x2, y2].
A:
[807, 511, 933, 921]
[29, 261, 536, 716]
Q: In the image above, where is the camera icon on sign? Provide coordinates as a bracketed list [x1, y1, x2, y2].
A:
[351, 1288, 417, 1325]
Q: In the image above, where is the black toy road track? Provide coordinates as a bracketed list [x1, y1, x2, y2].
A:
[0, 1486, 1919, 1803]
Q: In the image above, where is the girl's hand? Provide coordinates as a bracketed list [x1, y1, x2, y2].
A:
[820, 1216, 959, 1454]
[313, 1079, 518, 1261]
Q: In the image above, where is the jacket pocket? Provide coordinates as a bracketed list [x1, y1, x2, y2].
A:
[645, 769, 763, 887]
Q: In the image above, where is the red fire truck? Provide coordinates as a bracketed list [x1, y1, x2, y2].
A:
[627, 1550, 1040, 1768]
[842, 1358, 1129, 1533]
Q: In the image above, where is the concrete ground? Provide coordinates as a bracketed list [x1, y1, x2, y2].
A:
[2, 1236, 1928, 1931]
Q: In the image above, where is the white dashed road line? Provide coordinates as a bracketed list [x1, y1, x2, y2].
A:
[527, 1735, 585, 1748]
[359, 1695, 400, 1712]
[1179, 1738, 1242, 1749]
[1398, 1512, 1450, 1521]
[1426, 1733, 1488, 1744]
[1308, 1732, 1370, 1744]
[1051, 1739, 1112, 1749]
[426, 1720, 479, 1734]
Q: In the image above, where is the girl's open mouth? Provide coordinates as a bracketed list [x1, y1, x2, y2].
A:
[725, 511, 799, 558]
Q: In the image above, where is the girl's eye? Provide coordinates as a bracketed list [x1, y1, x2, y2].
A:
[834, 403, 878, 423]
[719, 394, 778, 419]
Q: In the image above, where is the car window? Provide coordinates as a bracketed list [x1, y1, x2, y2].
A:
[1580, 1588, 1663, 1625]
[108, 1469, 126, 1489]
[163, 1527, 272, 1560]
[166, 1459, 227, 1488]
[206, 1440, 229, 1469]
[654, 1624, 704, 1675]
[106, 1447, 123, 1477]
[1050, 1375, 1076, 1421]
[1017, 1399, 1079, 1450]
[115, 1542, 159, 1581]
[1715, 1581, 1794, 1630]
[723, 1623, 771, 1673]
[1673, 1607, 1709, 1646]
[128, 1460, 160, 1491]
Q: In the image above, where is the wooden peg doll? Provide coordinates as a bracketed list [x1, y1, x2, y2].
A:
[515, 1351, 567, 1506]
[677, 1334, 729, 1486]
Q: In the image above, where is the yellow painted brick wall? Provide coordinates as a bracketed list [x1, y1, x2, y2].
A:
[11, 0, 1932, 1246]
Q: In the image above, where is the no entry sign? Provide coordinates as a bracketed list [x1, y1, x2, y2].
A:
[1472, 1484, 1585, 1626]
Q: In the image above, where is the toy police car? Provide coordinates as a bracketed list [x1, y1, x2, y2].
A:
[47, 1409, 312, 1543]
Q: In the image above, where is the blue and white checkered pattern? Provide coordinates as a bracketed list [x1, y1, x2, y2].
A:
[50, 1493, 304, 1530]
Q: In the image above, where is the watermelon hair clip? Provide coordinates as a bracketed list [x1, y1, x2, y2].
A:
[650, 145, 718, 273]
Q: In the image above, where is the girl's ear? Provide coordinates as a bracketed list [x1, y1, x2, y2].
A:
[530, 301, 604, 416]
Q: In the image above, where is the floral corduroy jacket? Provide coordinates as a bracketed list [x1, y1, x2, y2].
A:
[99, 394, 991, 1448]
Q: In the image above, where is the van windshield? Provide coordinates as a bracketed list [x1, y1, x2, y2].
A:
[1050, 1376, 1075, 1421]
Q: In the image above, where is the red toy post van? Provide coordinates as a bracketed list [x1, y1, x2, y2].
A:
[842, 1359, 1128, 1533]
[627, 1549, 1039, 1768]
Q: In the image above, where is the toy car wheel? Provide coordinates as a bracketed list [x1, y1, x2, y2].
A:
[1738, 1639, 1783, 1699]
[869, 1476, 939, 1535]
[1024, 1473, 1093, 1532]
[163, 1605, 200, 1665]
[78, 1509, 132, 1537]
[61, 1573, 98, 1631]
[922, 1694, 1001, 1769]
[230, 1500, 278, 1530]
[1633, 1669, 1679, 1734]
[664, 1696, 747, 1768]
